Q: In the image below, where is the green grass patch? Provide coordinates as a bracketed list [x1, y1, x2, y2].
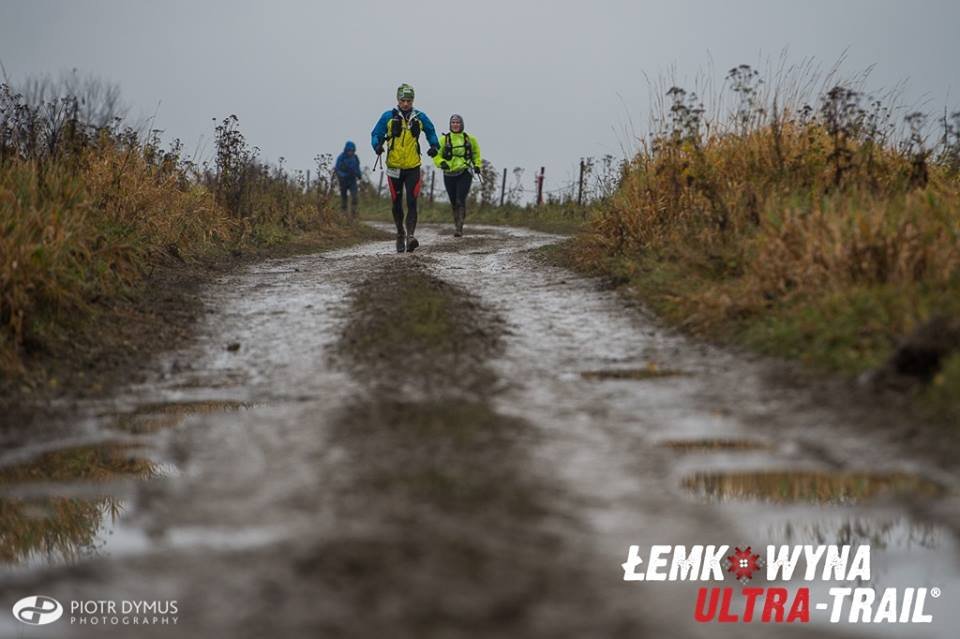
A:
[739, 286, 912, 372]
[343, 269, 458, 358]
[359, 197, 590, 236]
[548, 235, 960, 421]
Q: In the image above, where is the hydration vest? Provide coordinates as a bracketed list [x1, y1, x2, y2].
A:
[387, 109, 422, 153]
[442, 131, 473, 162]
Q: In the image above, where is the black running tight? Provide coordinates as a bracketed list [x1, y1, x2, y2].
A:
[387, 168, 422, 235]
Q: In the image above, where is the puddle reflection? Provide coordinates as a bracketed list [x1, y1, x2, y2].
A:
[581, 364, 686, 380]
[0, 443, 156, 483]
[1, 496, 123, 566]
[0, 442, 157, 568]
[682, 471, 946, 504]
[770, 517, 945, 550]
[660, 439, 770, 452]
[110, 400, 253, 433]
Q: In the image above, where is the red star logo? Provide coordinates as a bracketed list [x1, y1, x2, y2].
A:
[727, 546, 762, 583]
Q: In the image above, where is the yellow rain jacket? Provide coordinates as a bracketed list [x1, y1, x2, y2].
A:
[371, 108, 439, 170]
[433, 131, 482, 175]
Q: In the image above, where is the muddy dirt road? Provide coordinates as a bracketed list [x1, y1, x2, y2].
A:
[1, 224, 958, 638]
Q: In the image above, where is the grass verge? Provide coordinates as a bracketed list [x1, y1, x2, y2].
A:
[0, 82, 388, 399]
[359, 196, 590, 236]
[545, 62, 960, 422]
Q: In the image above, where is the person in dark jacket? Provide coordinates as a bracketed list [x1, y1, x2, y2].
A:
[334, 140, 362, 218]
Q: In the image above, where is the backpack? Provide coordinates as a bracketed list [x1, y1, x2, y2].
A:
[442, 131, 473, 162]
[387, 109, 422, 144]
[386, 109, 423, 155]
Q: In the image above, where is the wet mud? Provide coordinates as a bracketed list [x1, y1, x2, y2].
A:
[0, 224, 957, 638]
[303, 261, 645, 637]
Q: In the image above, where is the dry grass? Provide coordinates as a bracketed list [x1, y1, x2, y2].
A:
[575, 63, 960, 375]
[0, 145, 232, 370]
[0, 85, 344, 377]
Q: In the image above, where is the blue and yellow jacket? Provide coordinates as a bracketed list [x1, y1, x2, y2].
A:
[371, 108, 439, 170]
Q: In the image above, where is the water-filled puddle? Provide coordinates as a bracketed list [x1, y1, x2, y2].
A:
[0, 495, 125, 567]
[1, 401, 265, 572]
[0, 442, 157, 483]
[581, 364, 686, 380]
[682, 470, 946, 504]
[109, 400, 253, 433]
[0, 442, 159, 570]
[660, 438, 770, 452]
[767, 516, 945, 549]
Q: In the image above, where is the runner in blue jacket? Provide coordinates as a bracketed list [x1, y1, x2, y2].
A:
[335, 140, 362, 218]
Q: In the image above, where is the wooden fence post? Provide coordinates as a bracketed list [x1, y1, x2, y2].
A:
[577, 158, 585, 206]
[499, 167, 507, 207]
[536, 166, 545, 206]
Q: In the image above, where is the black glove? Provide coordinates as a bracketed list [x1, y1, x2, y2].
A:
[426, 145, 438, 158]
[440, 161, 449, 170]
[374, 143, 384, 155]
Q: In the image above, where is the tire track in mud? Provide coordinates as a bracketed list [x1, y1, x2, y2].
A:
[283, 259, 646, 638]
[412, 225, 959, 639]
[0, 225, 955, 639]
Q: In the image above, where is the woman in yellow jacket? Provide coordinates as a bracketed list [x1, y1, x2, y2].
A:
[433, 114, 481, 237]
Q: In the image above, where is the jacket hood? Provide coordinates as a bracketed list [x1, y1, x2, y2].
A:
[343, 141, 356, 152]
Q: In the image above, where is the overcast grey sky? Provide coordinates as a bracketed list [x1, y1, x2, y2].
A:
[2, 0, 959, 195]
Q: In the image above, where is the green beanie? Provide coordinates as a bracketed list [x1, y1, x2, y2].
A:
[397, 84, 415, 100]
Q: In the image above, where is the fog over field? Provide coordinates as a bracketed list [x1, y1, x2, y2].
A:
[2, 0, 959, 193]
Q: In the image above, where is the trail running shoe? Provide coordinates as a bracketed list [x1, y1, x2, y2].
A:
[396, 234, 406, 253]
[406, 235, 419, 252]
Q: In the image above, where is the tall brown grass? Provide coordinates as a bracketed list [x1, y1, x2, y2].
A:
[0, 83, 339, 376]
[578, 63, 960, 358]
